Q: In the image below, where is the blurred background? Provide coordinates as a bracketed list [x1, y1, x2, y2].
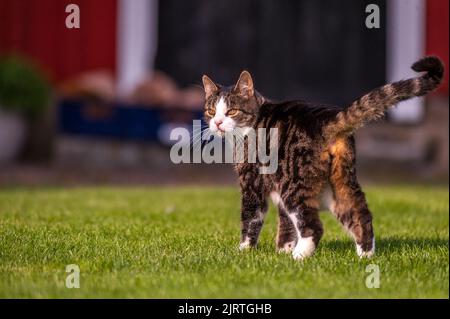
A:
[0, 0, 448, 186]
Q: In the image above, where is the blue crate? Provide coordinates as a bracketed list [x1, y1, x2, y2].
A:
[58, 98, 204, 143]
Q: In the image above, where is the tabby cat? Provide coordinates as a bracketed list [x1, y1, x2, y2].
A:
[201, 56, 444, 260]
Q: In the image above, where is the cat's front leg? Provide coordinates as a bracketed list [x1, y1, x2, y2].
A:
[239, 190, 268, 250]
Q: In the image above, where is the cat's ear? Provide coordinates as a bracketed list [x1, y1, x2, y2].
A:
[234, 70, 254, 99]
[202, 75, 218, 99]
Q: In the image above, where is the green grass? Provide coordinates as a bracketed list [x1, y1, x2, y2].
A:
[0, 185, 448, 298]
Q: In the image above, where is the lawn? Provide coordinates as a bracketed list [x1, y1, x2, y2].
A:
[0, 185, 448, 298]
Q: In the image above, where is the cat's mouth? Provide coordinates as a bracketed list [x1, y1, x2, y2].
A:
[209, 122, 236, 137]
[215, 127, 233, 137]
[211, 124, 254, 138]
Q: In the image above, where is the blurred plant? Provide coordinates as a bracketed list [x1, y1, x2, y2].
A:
[0, 55, 50, 117]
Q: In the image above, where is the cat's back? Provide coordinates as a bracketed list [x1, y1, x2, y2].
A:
[258, 99, 343, 136]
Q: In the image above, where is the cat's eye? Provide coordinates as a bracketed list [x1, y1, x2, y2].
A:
[205, 109, 215, 117]
[227, 109, 239, 116]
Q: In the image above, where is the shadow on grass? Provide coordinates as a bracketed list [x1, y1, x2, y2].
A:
[322, 236, 449, 254]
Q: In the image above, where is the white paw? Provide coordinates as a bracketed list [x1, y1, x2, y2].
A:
[239, 238, 252, 251]
[292, 237, 316, 260]
[356, 238, 375, 258]
[277, 241, 296, 253]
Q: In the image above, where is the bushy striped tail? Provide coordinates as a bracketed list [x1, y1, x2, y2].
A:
[324, 56, 444, 138]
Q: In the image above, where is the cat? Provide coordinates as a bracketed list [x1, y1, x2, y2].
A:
[201, 56, 444, 260]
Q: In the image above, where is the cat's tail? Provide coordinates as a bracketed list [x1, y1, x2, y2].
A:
[324, 56, 444, 138]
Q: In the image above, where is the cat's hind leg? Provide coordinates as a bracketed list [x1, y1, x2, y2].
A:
[329, 137, 375, 258]
[271, 192, 297, 253]
[281, 194, 324, 260]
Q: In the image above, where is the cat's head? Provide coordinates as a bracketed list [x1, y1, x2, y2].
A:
[202, 71, 263, 136]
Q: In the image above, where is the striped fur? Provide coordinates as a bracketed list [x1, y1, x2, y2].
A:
[202, 56, 444, 259]
[324, 56, 444, 139]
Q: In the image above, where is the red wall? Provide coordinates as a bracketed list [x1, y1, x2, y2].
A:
[0, 0, 448, 94]
[0, 0, 117, 83]
[426, 0, 449, 94]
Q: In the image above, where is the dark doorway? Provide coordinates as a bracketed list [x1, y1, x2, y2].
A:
[155, 0, 386, 106]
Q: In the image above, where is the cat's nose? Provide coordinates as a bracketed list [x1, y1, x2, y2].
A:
[214, 118, 223, 127]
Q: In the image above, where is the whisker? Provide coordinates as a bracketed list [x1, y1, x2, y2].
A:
[190, 128, 213, 150]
